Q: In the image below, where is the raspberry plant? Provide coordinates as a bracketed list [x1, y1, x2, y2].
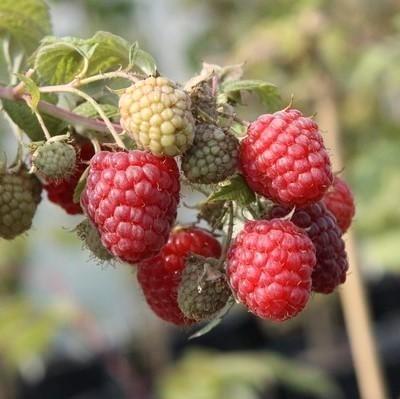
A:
[0, 0, 356, 335]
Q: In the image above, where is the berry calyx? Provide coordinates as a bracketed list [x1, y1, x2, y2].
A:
[227, 219, 316, 321]
[177, 255, 231, 322]
[137, 227, 222, 325]
[119, 77, 195, 156]
[182, 123, 239, 184]
[322, 176, 355, 233]
[76, 219, 113, 262]
[81, 150, 180, 264]
[240, 109, 333, 206]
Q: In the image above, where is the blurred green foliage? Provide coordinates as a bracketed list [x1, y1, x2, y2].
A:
[183, 0, 400, 268]
[159, 349, 342, 399]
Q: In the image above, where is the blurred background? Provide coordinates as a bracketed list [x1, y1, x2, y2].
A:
[1, 0, 400, 398]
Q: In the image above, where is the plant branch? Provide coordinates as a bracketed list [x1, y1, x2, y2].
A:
[220, 201, 234, 265]
[23, 96, 52, 140]
[0, 85, 123, 135]
[39, 85, 126, 148]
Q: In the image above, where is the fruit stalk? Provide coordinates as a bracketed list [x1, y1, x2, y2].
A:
[0, 84, 123, 134]
[39, 85, 126, 148]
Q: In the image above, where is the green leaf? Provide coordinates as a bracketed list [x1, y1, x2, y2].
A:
[33, 31, 135, 85]
[32, 31, 157, 84]
[73, 101, 119, 119]
[85, 31, 130, 75]
[221, 79, 282, 110]
[2, 97, 66, 141]
[33, 37, 87, 85]
[208, 175, 256, 206]
[130, 48, 157, 76]
[73, 166, 89, 204]
[0, 0, 52, 54]
[16, 73, 40, 110]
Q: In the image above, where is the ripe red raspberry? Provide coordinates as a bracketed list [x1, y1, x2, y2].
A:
[44, 142, 94, 214]
[269, 202, 348, 294]
[137, 227, 222, 325]
[81, 150, 180, 264]
[227, 219, 316, 321]
[240, 109, 333, 206]
[322, 176, 355, 233]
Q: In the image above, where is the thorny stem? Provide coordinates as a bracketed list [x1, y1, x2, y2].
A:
[0, 85, 123, 134]
[25, 97, 52, 140]
[40, 85, 126, 149]
[90, 137, 101, 153]
[220, 201, 234, 267]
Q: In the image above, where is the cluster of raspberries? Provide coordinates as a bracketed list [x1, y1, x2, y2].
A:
[3, 76, 355, 327]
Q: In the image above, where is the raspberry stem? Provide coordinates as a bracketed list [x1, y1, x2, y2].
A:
[40, 85, 126, 149]
[220, 201, 234, 265]
[26, 98, 52, 140]
[0, 85, 123, 135]
[90, 138, 101, 153]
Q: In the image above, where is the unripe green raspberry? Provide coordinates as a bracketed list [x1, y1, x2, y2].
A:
[77, 219, 113, 261]
[182, 124, 239, 184]
[177, 255, 231, 321]
[119, 77, 195, 156]
[0, 167, 42, 239]
[32, 142, 76, 180]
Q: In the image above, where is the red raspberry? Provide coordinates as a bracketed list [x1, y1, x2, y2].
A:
[137, 227, 222, 325]
[44, 142, 94, 215]
[227, 219, 316, 321]
[269, 202, 348, 294]
[81, 150, 180, 264]
[322, 176, 355, 233]
[240, 109, 333, 206]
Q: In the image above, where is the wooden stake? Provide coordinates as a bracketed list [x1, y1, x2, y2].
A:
[315, 76, 388, 399]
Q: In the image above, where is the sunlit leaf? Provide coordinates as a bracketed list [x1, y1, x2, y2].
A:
[221, 79, 281, 110]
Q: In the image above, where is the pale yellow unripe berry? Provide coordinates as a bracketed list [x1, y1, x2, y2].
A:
[119, 77, 195, 156]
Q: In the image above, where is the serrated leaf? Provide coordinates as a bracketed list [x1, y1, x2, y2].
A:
[16, 73, 40, 110]
[130, 48, 157, 76]
[0, 0, 52, 54]
[73, 166, 89, 204]
[33, 31, 134, 85]
[189, 297, 234, 339]
[2, 97, 66, 140]
[221, 79, 282, 110]
[33, 37, 87, 84]
[208, 175, 256, 206]
[85, 31, 130, 76]
[128, 42, 139, 69]
[73, 101, 119, 119]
